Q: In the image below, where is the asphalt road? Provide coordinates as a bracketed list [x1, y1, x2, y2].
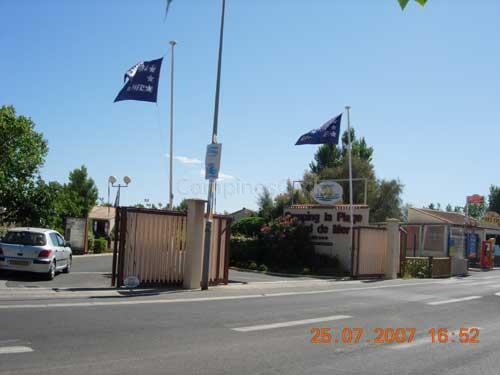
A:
[0, 254, 113, 289]
[0, 254, 308, 289]
[1, 269, 500, 374]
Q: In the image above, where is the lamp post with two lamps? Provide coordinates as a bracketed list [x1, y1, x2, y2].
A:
[108, 176, 132, 207]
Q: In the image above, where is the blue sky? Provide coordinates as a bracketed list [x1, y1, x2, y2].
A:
[2, 0, 499, 213]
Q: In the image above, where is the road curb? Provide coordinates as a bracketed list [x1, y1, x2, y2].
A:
[229, 267, 350, 281]
[73, 253, 113, 257]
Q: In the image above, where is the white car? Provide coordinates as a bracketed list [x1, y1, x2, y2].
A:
[0, 227, 72, 280]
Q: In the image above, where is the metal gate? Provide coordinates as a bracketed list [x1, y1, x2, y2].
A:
[351, 226, 387, 278]
[112, 207, 231, 287]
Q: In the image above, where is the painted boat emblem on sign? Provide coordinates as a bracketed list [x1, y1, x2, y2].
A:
[312, 180, 343, 205]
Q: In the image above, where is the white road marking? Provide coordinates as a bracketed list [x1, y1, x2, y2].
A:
[232, 315, 351, 332]
[453, 281, 499, 287]
[494, 292, 500, 296]
[0, 346, 33, 354]
[427, 296, 482, 306]
[484, 284, 500, 288]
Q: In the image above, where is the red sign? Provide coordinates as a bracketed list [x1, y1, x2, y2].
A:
[467, 194, 484, 205]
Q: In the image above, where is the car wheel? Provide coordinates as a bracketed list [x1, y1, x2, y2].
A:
[63, 256, 72, 274]
[45, 261, 56, 280]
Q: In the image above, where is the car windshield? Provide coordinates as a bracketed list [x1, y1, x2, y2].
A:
[2, 231, 47, 246]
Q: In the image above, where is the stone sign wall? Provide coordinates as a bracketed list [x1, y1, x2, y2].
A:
[284, 205, 370, 271]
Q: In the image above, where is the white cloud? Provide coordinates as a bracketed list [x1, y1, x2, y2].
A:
[166, 154, 203, 165]
[198, 168, 236, 181]
[219, 172, 236, 181]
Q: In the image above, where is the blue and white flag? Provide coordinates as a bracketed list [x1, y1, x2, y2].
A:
[295, 114, 342, 145]
[114, 58, 163, 103]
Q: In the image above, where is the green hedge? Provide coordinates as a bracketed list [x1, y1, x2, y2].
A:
[403, 257, 431, 278]
[230, 215, 344, 275]
[231, 216, 266, 237]
[93, 238, 108, 254]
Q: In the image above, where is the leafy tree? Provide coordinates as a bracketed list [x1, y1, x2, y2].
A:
[467, 203, 485, 220]
[14, 179, 63, 229]
[231, 216, 266, 237]
[305, 128, 397, 222]
[426, 203, 441, 211]
[309, 145, 342, 173]
[0, 106, 48, 224]
[370, 179, 404, 222]
[64, 166, 98, 218]
[257, 187, 274, 222]
[176, 199, 188, 212]
[309, 128, 373, 174]
[488, 185, 500, 214]
[445, 204, 453, 212]
[398, 0, 428, 10]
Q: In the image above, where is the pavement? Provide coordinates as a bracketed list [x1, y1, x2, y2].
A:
[1, 257, 500, 374]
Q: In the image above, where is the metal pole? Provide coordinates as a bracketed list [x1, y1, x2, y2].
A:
[168, 40, 177, 209]
[201, 0, 226, 291]
[116, 185, 121, 207]
[345, 106, 354, 260]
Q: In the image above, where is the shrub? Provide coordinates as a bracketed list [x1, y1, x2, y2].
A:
[87, 236, 94, 254]
[310, 253, 342, 273]
[230, 215, 340, 274]
[404, 258, 431, 278]
[231, 216, 266, 237]
[258, 264, 268, 272]
[230, 235, 261, 264]
[93, 238, 108, 254]
[259, 215, 314, 270]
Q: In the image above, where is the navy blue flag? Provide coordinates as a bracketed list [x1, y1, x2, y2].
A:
[295, 114, 342, 145]
[114, 58, 163, 103]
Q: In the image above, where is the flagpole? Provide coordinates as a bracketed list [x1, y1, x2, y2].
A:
[168, 40, 177, 209]
[201, 0, 226, 290]
[345, 105, 354, 264]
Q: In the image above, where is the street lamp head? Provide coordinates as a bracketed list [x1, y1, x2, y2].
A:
[123, 176, 132, 185]
[108, 176, 117, 185]
[169, 40, 177, 46]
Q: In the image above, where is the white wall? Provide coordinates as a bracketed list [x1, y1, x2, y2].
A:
[284, 205, 370, 272]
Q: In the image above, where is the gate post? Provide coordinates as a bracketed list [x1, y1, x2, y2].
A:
[385, 218, 400, 279]
[183, 199, 207, 289]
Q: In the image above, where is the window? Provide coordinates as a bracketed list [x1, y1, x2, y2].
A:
[55, 233, 66, 246]
[2, 231, 47, 246]
[49, 233, 60, 247]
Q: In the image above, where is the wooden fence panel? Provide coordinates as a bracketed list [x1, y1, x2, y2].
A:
[114, 208, 230, 287]
[352, 227, 387, 277]
[120, 210, 186, 286]
[209, 216, 231, 285]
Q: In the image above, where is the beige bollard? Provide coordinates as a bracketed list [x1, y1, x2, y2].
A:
[183, 199, 207, 289]
[385, 218, 400, 279]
